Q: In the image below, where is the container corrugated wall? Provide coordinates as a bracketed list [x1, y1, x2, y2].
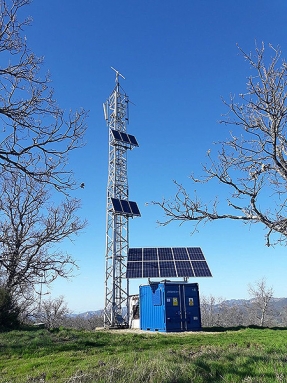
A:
[139, 282, 201, 332]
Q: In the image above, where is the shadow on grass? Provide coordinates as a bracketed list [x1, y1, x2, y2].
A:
[193, 353, 278, 383]
[202, 325, 287, 332]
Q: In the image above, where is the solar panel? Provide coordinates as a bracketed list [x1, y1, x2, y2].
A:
[128, 134, 138, 146]
[126, 247, 212, 279]
[159, 261, 176, 277]
[187, 247, 205, 260]
[121, 199, 132, 214]
[143, 262, 159, 278]
[110, 198, 141, 217]
[143, 248, 158, 261]
[126, 261, 142, 278]
[111, 129, 139, 147]
[120, 132, 130, 143]
[111, 130, 121, 140]
[158, 247, 173, 260]
[111, 198, 122, 213]
[129, 201, 141, 216]
[192, 261, 212, 277]
[128, 248, 142, 261]
[173, 248, 188, 260]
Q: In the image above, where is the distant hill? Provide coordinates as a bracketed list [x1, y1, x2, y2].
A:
[74, 298, 287, 317]
[222, 297, 287, 310]
[70, 310, 103, 318]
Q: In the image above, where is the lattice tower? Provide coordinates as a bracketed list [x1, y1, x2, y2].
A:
[103, 69, 139, 328]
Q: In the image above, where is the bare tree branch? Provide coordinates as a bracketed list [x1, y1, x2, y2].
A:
[153, 43, 287, 246]
[0, 171, 87, 301]
[0, 0, 87, 192]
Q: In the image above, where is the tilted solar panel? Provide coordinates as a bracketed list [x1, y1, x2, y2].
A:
[120, 132, 130, 144]
[110, 198, 141, 217]
[143, 248, 158, 261]
[173, 247, 188, 260]
[158, 247, 173, 260]
[111, 129, 139, 147]
[159, 261, 176, 277]
[121, 199, 132, 214]
[128, 134, 139, 146]
[111, 129, 121, 140]
[187, 247, 205, 260]
[176, 260, 194, 277]
[129, 201, 141, 216]
[126, 247, 212, 279]
[111, 198, 123, 213]
[192, 261, 212, 277]
[128, 248, 142, 261]
[143, 262, 159, 278]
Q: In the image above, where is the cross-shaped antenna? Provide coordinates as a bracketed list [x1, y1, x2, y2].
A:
[111, 67, 125, 84]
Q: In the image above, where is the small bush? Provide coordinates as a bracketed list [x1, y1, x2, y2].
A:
[0, 287, 20, 330]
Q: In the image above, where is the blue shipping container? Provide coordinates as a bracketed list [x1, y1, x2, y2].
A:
[139, 282, 201, 332]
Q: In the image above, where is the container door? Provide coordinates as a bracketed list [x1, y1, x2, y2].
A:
[165, 285, 183, 331]
[182, 284, 201, 331]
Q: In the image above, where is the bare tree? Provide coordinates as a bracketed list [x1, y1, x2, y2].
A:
[200, 295, 221, 327]
[216, 301, 245, 328]
[153, 43, 287, 246]
[62, 312, 105, 330]
[247, 278, 275, 327]
[37, 296, 70, 329]
[200, 295, 244, 328]
[0, 171, 86, 303]
[0, 0, 87, 192]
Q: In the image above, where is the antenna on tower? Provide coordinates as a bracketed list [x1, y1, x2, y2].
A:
[111, 66, 125, 85]
[103, 102, 108, 121]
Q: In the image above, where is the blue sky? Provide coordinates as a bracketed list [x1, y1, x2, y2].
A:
[20, 1, 287, 312]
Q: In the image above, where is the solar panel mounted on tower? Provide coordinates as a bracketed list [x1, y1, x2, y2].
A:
[121, 199, 132, 214]
[111, 198, 123, 213]
[111, 129, 121, 141]
[126, 247, 212, 279]
[129, 201, 141, 216]
[110, 198, 141, 217]
[128, 134, 139, 146]
[111, 129, 139, 147]
[120, 132, 130, 144]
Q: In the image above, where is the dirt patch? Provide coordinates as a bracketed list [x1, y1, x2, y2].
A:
[95, 327, 217, 335]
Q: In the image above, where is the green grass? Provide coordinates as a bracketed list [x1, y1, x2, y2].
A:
[1, 327, 287, 382]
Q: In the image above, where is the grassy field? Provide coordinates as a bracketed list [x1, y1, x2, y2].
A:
[1, 327, 287, 382]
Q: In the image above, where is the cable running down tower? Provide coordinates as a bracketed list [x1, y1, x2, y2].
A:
[103, 68, 140, 328]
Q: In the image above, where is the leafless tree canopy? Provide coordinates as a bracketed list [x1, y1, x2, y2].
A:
[153, 43, 287, 246]
[37, 296, 70, 329]
[0, 0, 87, 191]
[0, 171, 87, 301]
[247, 278, 274, 327]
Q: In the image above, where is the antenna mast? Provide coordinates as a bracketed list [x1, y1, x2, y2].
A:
[103, 68, 140, 328]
